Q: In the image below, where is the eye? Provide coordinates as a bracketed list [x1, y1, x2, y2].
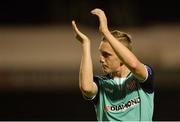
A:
[102, 52, 112, 58]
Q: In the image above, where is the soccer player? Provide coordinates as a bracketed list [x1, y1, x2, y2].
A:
[72, 8, 154, 121]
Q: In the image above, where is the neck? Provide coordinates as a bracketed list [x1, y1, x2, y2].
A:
[111, 65, 130, 78]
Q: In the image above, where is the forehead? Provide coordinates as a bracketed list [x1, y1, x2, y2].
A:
[99, 41, 114, 52]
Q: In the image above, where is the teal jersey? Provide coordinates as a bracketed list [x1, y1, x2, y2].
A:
[92, 65, 154, 121]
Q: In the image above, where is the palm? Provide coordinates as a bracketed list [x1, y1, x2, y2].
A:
[72, 20, 89, 43]
[91, 8, 108, 33]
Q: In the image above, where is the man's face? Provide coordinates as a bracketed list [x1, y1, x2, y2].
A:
[99, 41, 122, 74]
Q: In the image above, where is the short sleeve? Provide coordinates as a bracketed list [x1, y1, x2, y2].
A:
[140, 65, 154, 94]
[82, 76, 99, 104]
[92, 76, 100, 105]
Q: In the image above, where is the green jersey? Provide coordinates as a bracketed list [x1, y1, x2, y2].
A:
[92, 65, 154, 121]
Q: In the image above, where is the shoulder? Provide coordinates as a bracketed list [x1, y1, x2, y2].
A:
[94, 74, 111, 80]
[144, 65, 154, 76]
[92, 74, 111, 105]
[93, 74, 112, 85]
[139, 64, 154, 94]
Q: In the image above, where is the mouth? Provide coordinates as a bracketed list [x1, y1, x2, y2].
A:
[102, 65, 108, 69]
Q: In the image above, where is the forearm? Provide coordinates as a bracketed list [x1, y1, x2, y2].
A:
[102, 30, 146, 80]
[103, 30, 139, 68]
[90, 8, 146, 80]
[71, 20, 97, 97]
[79, 42, 97, 97]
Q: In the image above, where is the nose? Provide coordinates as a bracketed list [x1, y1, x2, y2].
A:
[100, 55, 105, 64]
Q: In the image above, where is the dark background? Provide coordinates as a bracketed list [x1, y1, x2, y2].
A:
[1, 0, 180, 26]
[0, 0, 180, 121]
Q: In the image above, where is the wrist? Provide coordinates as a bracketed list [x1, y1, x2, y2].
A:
[82, 41, 91, 53]
[101, 28, 110, 36]
[82, 40, 90, 47]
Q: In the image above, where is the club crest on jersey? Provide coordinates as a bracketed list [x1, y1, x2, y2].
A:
[126, 80, 136, 91]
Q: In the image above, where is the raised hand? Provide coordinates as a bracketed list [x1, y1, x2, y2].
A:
[91, 8, 109, 33]
[72, 20, 90, 44]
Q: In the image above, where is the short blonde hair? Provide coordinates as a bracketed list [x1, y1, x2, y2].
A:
[102, 30, 132, 51]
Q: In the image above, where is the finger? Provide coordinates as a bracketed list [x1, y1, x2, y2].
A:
[72, 20, 79, 33]
[91, 8, 103, 15]
[72, 20, 75, 27]
[72, 20, 86, 40]
[91, 9, 99, 16]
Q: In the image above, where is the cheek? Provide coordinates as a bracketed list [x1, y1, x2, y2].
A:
[112, 61, 120, 68]
[107, 57, 120, 68]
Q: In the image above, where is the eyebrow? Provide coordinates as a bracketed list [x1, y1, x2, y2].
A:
[100, 50, 113, 55]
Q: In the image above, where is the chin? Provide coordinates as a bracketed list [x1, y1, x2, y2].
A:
[102, 69, 111, 74]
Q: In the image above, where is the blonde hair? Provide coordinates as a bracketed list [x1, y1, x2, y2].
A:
[102, 30, 132, 51]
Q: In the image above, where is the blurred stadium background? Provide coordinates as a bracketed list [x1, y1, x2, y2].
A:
[0, 0, 180, 120]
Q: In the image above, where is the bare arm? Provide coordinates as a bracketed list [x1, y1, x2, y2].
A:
[91, 9, 148, 81]
[72, 20, 98, 98]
